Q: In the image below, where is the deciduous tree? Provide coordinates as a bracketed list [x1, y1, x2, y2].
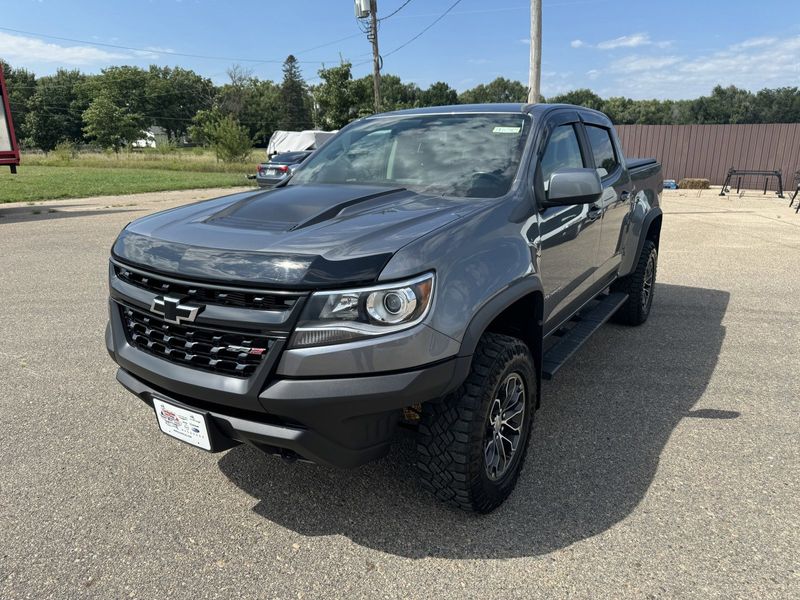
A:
[547, 88, 604, 111]
[25, 69, 88, 152]
[419, 82, 458, 107]
[314, 61, 356, 130]
[459, 78, 528, 104]
[146, 66, 214, 141]
[82, 93, 143, 152]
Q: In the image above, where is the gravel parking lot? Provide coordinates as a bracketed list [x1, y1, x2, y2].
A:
[1, 187, 798, 599]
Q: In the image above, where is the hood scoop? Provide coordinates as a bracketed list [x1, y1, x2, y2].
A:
[202, 184, 407, 232]
[292, 187, 405, 230]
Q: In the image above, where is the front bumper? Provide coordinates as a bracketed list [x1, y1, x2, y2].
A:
[107, 321, 469, 468]
[113, 357, 467, 468]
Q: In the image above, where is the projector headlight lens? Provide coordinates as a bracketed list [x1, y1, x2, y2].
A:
[290, 273, 434, 348]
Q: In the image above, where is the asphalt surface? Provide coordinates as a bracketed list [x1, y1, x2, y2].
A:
[1, 187, 798, 599]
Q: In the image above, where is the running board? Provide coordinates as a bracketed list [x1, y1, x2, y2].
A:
[541, 293, 628, 380]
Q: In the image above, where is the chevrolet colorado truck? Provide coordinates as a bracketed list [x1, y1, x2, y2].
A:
[106, 104, 663, 513]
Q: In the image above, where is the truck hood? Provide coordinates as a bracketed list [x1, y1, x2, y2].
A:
[112, 184, 477, 288]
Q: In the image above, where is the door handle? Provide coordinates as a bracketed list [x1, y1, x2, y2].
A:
[620, 191, 631, 202]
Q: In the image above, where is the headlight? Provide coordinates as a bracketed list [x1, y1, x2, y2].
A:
[290, 273, 434, 348]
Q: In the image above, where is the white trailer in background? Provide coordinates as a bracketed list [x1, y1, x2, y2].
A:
[266, 130, 337, 157]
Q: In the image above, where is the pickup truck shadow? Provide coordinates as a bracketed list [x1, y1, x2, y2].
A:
[218, 283, 730, 559]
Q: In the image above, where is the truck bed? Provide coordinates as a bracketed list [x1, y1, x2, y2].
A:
[627, 157, 662, 200]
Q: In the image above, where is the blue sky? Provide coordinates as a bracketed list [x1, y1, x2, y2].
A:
[1, 0, 798, 99]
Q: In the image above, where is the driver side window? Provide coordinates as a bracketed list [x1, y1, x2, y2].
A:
[540, 124, 585, 191]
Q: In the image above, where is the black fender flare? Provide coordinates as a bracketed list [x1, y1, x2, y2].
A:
[455, 276, 545, 408]
[634, 207, 663, 262]
[619, 205, 663, 278]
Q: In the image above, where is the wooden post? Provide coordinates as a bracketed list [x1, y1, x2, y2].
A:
[369, 0, 382, 113]
[527, 0, 542, 104]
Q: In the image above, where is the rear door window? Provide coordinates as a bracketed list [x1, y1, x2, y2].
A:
[585, 125, 619, 178]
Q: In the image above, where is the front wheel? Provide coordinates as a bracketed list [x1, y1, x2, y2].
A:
[612, 239, 658, 325]
[416, 333, 536, 513]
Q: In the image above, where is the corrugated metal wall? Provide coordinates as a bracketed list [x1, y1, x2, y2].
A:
[616, 124, 800, 190]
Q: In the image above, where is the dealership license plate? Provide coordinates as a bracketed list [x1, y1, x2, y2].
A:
[267, 168, 279, 175]
[153, 398, 211, 451]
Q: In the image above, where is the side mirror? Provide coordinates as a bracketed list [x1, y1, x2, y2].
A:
[544, 168, 603, 207]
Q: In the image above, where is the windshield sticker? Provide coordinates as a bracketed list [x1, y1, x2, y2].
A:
[493, 126, 521, 134]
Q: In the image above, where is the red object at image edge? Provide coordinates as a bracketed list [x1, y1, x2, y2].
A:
[0, 63, 21, 173]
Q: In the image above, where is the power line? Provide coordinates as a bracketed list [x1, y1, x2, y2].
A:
[388, 0, 609, 19]
[296, 32, 364, 55]
[244, 32, 365, 73]
[0, 25, 342, 65]
[379, 0, 415, 21]
[383, 0, 464, 58]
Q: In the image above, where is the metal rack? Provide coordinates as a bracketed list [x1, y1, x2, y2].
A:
[719, 168, 785, 198]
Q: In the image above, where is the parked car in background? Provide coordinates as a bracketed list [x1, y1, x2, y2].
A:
[255, 151, 312, 188]
[663, 179, 678, 189]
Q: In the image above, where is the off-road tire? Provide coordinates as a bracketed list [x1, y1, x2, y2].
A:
[612, 239, 657, 325]
[416, 333, 536, 513]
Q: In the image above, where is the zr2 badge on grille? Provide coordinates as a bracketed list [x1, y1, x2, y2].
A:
[150, 296, 204, 324]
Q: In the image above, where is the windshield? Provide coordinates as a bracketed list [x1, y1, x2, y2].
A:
[289, 113, 532, 198]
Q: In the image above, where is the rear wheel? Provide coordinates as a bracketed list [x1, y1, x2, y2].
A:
[612, 239, 657, 325]
[416, 333, 536, 513]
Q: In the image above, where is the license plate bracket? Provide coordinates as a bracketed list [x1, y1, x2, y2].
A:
[153, 398, 212, 451]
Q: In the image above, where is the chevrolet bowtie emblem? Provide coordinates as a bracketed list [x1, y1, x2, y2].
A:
[150, 296, 204, 325]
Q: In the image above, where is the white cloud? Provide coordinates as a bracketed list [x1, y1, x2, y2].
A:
[573, 32, 670, 51]
[0, 32, 130, 66]
[588, 35, 800, 99]
[541, 70, 576, 97]
[731, 37, 777, 49]
[132, 46, 175, 59]
[609, 55, 682, 73]
[597, 33, 653, 50]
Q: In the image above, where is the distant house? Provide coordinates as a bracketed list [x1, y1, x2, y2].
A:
[132, 126, 170, 149]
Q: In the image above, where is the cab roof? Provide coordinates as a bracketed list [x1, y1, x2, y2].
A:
[367, 102, 611, 125]
[368, 103, 534, 118]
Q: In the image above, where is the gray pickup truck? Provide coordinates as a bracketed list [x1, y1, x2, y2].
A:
[106, 103, 662, 513]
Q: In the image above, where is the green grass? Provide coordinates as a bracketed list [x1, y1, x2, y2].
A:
[1, 165, 255, 203]
[21, 148, 265, 174]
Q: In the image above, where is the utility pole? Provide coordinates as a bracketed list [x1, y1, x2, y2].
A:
[528, 0, 542, 103]
[368, 0, 382, 113]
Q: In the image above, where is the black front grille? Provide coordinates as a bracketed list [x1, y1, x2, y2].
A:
[114, 265, 300, 311]
[120, 305, 277, 378]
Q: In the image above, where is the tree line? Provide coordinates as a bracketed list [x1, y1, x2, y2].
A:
[3, 57, 799, 160]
